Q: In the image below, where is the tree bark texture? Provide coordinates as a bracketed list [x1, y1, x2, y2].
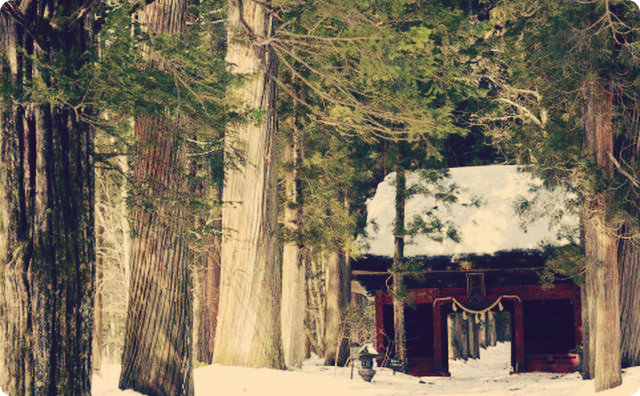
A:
[196, 232, 220, 364]
[478, 313, 487, 349]
[0, 4, 95, 395]
[119, 2, 193, 394]
[452, 313, 469, 360]
[583, 212, 621, 391]
[119, 115, 194, 396]
[447, 315, 456, 359]
[306, 247, 326, 357]
[213, 0, 284, 368]
[618, 231, 640, 367]
[323, 248, 350, 366]
[281, 108, 306, 368]
[486, 311, 497, 347]
[93, 249, 104, 375]
[392, 166, 407, 369]
[582, 81, 622, 391]
[468, 316, 479, 359]
[449, 312, 488, 360]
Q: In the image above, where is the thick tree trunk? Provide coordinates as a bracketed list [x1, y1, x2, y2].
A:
[119, 2, 193, 394]
[618, 231, 640, 367]
[323, 248, 350, 366]
[281, 107, 306, 368]
[0, 5, 95, 396]
[581, 82, 622, 391]
[583, 212, 621, 391]
[119, 116, 194, 396]
[196, 232, 220, 364]
[213, 0, 283, 368]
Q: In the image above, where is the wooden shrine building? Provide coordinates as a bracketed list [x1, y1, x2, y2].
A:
[354, 165, 582, 376]
[352, 251, 582, 376]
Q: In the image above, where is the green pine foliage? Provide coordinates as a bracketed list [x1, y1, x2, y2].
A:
[481, 0, 640, 214]
[274, 0, 493, 256]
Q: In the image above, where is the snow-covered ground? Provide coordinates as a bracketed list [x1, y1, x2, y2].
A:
[93, 343, 640, 396]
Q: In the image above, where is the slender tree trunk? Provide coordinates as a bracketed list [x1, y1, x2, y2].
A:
[392, 166, 407, 370]
[448, 315, 457, 359]
[582, 82, 622, 391]
[213, 0, 284, 368]
[307, 247, 326, 357]
[0, 74, 7, 383]
[93, 248, 104, 375]
[619, 229, 640, 367]
[119, 1, 193, 394]
[0, 5, 95, 395]
[468, 316, 479, 359]
[453, 313, 469, 360]
[323, 247, 350, 366]
[486, 311, 497, 347]
[281, 101, 306, 368]
[478, 313, 487, 349]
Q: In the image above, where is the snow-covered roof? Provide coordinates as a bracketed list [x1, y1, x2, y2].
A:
[359, 165, 579, 257]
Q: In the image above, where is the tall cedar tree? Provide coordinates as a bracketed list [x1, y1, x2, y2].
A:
[481, 0, 640, 390]
[280, 85, 307, 368]
[213, 0, 285, 368]
[118, 0, 195, 395]
[0, 0, 98, 394]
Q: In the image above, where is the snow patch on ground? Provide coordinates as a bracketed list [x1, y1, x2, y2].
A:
[92, 343, 640, 396]
[359, 165, 579, 257]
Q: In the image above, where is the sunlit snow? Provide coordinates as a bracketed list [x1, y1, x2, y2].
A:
[359, 165, 579, 257]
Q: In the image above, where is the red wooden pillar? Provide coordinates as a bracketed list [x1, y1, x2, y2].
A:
[510, 297, 526, 372]
[432, 297, 450, 375]
[573, 295, 583, 347]
[375, 290, 385, 365]
[433, 301, 442, 372]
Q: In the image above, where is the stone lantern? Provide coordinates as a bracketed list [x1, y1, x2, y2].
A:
[358, 344, 378, 382]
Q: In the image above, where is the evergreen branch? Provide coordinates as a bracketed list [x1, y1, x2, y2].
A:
[273, 43, 436, 138]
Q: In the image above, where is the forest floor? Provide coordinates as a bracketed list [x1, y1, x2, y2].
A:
[93, 343, 640, 396]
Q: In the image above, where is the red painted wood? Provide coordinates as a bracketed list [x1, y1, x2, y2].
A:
[524, 354, 580, 373]
[432, 301, 443, 372]
[375, 290, 386, 364]
[379, 284, 580, 306]
[375, 281, 582, 377]
[510, 297, 526, 372]
[573, 296, 583, 346]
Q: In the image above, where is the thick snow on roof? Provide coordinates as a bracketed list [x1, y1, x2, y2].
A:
[359, 165, 579, 257]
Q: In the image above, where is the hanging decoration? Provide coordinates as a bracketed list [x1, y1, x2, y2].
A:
[444, 295, 520, 315]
